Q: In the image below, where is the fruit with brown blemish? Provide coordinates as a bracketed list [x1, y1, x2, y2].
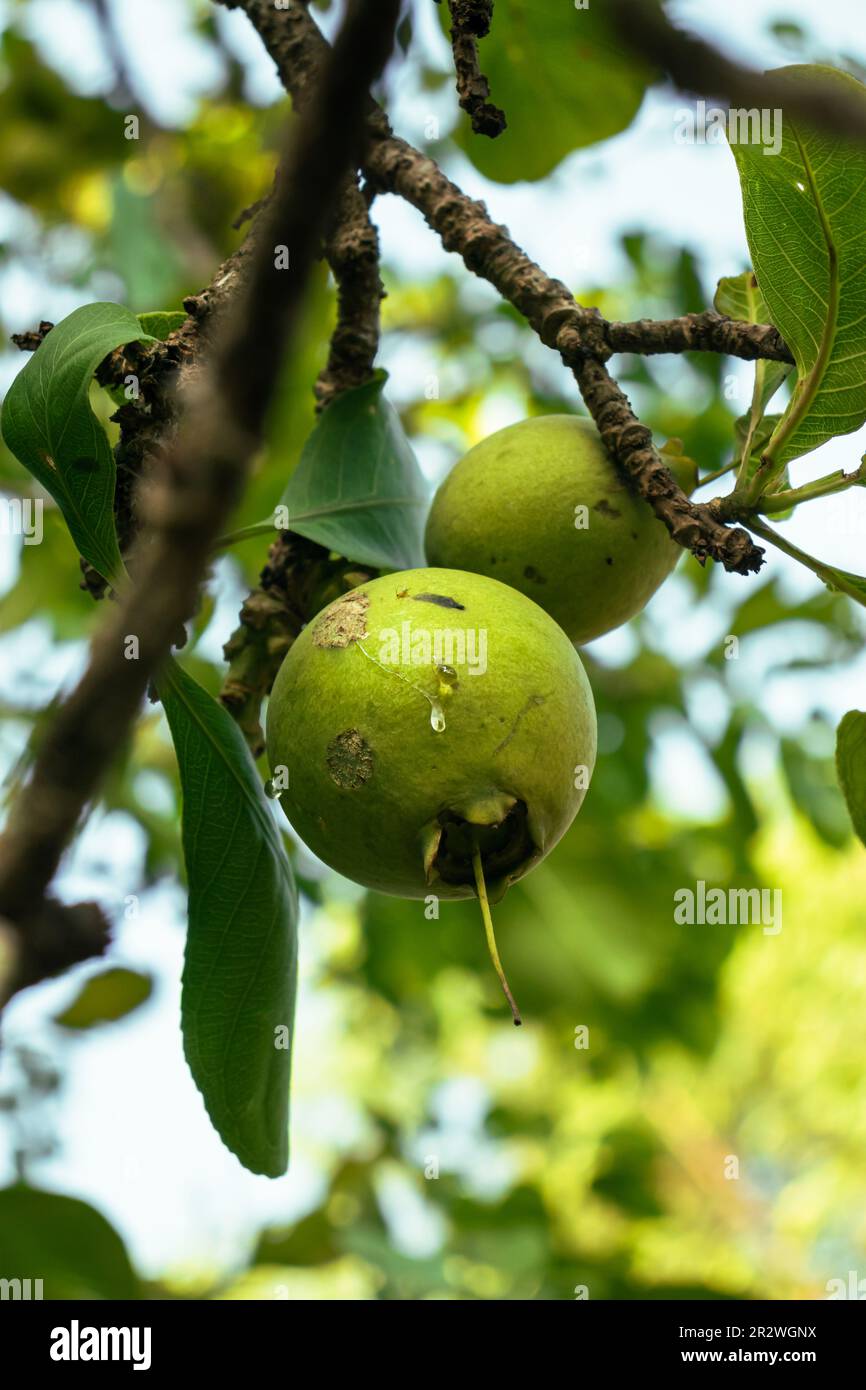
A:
[266, 567, 597, 1022]
[424, 415, 698, 645]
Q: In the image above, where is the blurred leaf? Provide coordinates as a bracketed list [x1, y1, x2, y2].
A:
[0, 302, 150, 582]
[781, 738, 851, 848]
[0, 1186, 139, 1299]
[280, 371, 427, 569]
[0, 507, 91, 639]
[441, 2, 652, 182]
[592, 1123, 665, 1217]
[54, 968, 153, 1030]
[160, 658, 298, 1178]
[730, 66, 866, 471]
[836, 709, 866, 845]
[0, 34, 122, 216]
[108, 176, 184, 310]
[769, 20, 807, 47]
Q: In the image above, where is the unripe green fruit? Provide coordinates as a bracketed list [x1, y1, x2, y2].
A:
[425, 415, 698, 646]
[267, 566, 596, 903]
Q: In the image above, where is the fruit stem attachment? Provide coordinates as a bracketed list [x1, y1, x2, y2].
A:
[471, 835, 522, 1027]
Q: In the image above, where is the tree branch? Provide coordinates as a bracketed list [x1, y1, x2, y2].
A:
[222, 1, 765, 576]
[365, 143, 764, 573]
[313, 184, 384, 409]
[215, 2, 389, 750]
[0, 0, 401, 1005]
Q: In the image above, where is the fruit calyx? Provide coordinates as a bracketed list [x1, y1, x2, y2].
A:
[422, 794, 537, 897]
[422, 793, 531, 1027]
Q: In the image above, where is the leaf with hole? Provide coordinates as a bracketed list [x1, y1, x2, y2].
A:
[0, 302, 153, 582]
[160, 658, 297, 1178]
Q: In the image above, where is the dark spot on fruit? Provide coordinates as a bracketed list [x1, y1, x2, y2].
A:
[413, 593, 465, 610]
[326, 729, 373, 789]
[594, 498, 621, 517]
[605, 556, 614, 565]
[489, 556, 497, 564]
[313, 591, 369, 647]
[523, 565, 546, 584]
[631, 531, 639, 541]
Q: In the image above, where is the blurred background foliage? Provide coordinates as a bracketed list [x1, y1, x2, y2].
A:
[0, 0, 865, 1301]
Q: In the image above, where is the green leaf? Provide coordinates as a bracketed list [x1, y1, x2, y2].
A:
[713, 271, 773, 325]
[0, 1186, 139, 1299]
[54, 967, 153, 1030]
[781, 737, 851, 848]
[439, 2, 651, 184]
[280, 371, 427, 570]
[836, 710, 866, 845]
[729, 66, 866, 473]
[0, 302, 150, 582]
[159, 658, 298, 1178]
[137, 310, 187, 341]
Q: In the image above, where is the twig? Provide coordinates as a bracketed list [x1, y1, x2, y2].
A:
[0, 0, 401, 1005]
[576, 357, 763, 572]
[446, 0, 507, 138]
[605, 311, 791, 364]
[694, 459, 738, 490]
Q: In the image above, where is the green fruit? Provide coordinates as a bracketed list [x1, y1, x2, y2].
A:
[425, 415, 698, 645]
[266, 567, 597, 1021]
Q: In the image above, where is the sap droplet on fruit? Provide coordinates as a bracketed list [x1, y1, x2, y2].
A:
[430, 702, 446, 733]
[436, 663, 459, 703]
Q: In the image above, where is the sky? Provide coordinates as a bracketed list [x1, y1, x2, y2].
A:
[1, 0, 866, 1281]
